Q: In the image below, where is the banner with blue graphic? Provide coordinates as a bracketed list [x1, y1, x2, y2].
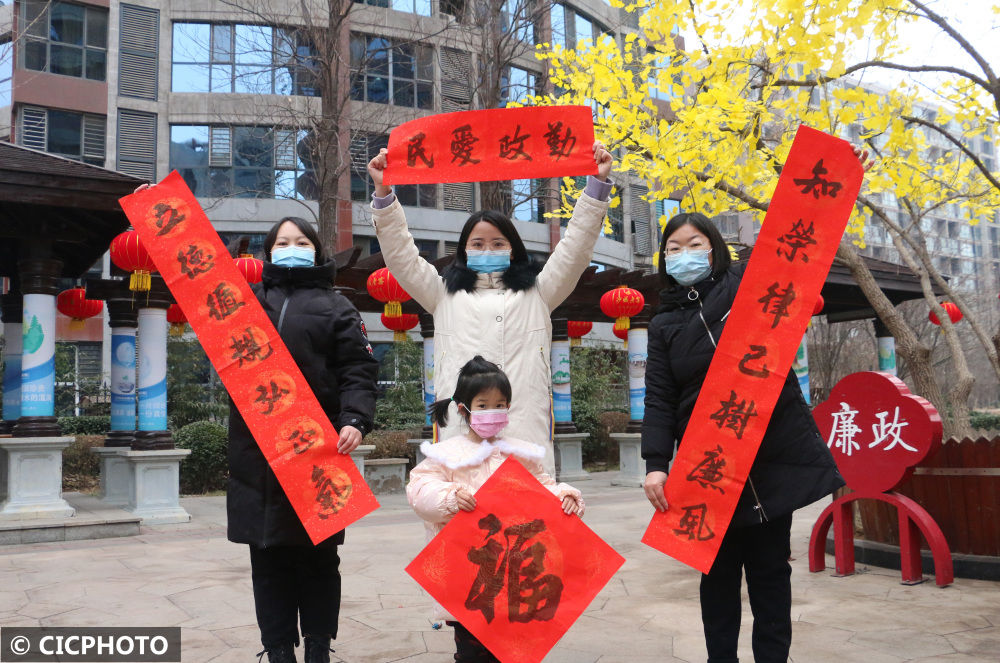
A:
[878, 336, 897, 375]
[2, 322, 22, 422]
[137, 309, 168, 431]
[550, 340, 572, 423]
[111, 330, 137, 431]
[793, 340, 810, 404]
[423, 338, 434, 426]
[20, 295, 55, 417]
[627, 328, 648, 421]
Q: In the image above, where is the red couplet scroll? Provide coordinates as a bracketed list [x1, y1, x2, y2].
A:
[406, 458, 624, 663]
[119, 172, 379, 544]
[642, 125, 864, 573]
[383, 106, 597, 185]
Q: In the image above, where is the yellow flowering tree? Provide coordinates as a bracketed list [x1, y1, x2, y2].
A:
[534, 0, 1000, 437]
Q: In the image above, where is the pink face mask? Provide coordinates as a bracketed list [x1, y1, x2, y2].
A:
[468, 408, 509, 439]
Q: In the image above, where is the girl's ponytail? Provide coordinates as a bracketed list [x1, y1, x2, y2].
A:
[428, 397, 453, 428]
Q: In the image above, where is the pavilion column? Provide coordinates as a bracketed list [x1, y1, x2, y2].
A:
[875, 318, 897, 376]
[551, 317, 588, 482]
[406, 311, 435, 466]
[1, 292, 23, 434]
[625, 310, 651, 432]
[134, 290, 173, 450]
[106, 298, 139, 447]
[613, 309, 650, 487]
[419, 311, 434, 439]
[792, 340, 811, 405]
[1, 258, 75, 519]
[13, 258, 62, 437]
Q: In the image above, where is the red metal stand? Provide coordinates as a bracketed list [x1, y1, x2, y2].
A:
[809, 491, 953, 587]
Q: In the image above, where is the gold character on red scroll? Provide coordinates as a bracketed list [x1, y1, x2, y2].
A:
[228, 325, 273, 368]
[464, 513, 563, 625]
[776, 219, 817, 263]
[309, 464, 353, 520]
[277, 416, 325, 456]
[176, 241, 216, 280]
[146, 197, 190, 237]
[252, 371, 296, 417]
[206, 281, 246, 321]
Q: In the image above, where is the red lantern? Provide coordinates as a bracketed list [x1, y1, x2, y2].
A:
[56, 288, 103, 329]
[567, 320, 592, 347]
[812, 295, 825, 316]
[382, 312, 419, 342]
[929, 302, 962, 326]
[613, 325, 629, 349]
[167, 303, 187, 336]
[236, 254, 264, 284]
[367, 268, 411, 318]
[110, 229, 157, 292]
[600, 286, 645, 332]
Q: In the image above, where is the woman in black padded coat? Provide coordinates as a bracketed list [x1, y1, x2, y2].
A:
[641, 212, 844, 663]
[227, 216, 378, 663]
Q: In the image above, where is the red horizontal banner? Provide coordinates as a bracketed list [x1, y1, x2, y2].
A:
[642, 125, 864, 573]
[119, 172, 379, 544]
[383, 106, 597, 185]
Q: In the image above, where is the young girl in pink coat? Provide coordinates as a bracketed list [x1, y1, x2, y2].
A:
[406, 355, 584, 662]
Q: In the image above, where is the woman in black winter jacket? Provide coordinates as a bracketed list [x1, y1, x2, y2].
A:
[641, 212, 844, 663]
[227, 217, 379, 663]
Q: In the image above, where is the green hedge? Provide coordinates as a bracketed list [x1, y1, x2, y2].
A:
[58, 416, 111, 435]
[175, 421, 229, 494]
[62, 435, 102, 492]
[970, 411, 1000, 433]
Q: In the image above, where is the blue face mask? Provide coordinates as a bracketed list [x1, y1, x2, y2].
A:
[664, 248, 712, 286]
[466, 250, 511, 273]
[272, 245, 315, 267]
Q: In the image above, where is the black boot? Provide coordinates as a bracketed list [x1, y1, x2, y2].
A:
[256, 643, 296, 663]
[303, 636, 333, 663]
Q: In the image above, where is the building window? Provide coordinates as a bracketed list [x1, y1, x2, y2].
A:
[500, 66, 536, 106]
[16, 105, 106, 165]
[350, 35, 433, 110]
[353, 0, 432, 15]
[20, 0, 108, 81]
[550, 4, 611, 49]
[350, 132, 437, 207]
[0, 39, 11, 107]
[171, 23, 318, 96]
[169, 125, 318, 199]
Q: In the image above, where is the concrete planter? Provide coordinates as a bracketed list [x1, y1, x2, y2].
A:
[350, 444, 375, 475]
[553, 432, 590, 482]
[611, 432, 644, 487]
[364, 458, 408, 495]
[0, 436, 75, 520]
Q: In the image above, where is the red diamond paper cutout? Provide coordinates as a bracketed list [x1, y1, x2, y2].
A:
[406, 457, 625, 663]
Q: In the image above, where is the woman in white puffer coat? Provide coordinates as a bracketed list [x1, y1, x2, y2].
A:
[367, 143, 614, 473]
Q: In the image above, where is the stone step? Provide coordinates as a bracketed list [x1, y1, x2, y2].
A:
[0, 492, 141, 546]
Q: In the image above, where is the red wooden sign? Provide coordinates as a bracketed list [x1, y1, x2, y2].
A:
[406, 458, 624, 663]
[119, 172, 379, 544]
[643, 125, 864, 574]
[812, 371, 942, 494]
[383, 106, 597, 185]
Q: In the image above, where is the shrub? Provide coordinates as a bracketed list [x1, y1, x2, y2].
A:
[58, 416, 111, 435]
[167, 339, 229, 430]
[62, 435, 103, 493]
[570, 346, 628, 464]
[365, 429, 418, 465]
[970, 410, 1000, 434]
[175, 421, 229, 494]
[374, 339, 425, 432]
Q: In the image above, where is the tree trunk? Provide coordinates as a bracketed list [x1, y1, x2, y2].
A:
[833, 243, 963, 435]
[480, 180, 512, 215]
